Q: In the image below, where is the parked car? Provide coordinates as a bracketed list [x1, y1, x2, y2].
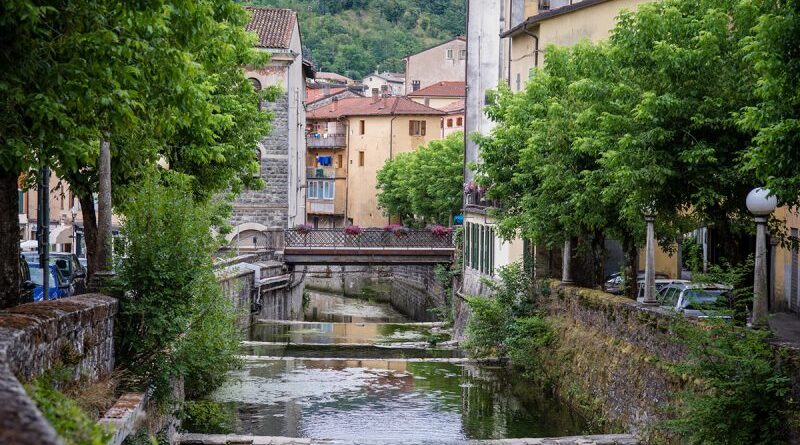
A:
[19, 255, 35, 303]
[22, 252, 87, 295]
[636, 279, 691, 301]
[28, 263, 73, 301]
[604, 272, 669, 295]
[657, 282, 734, 318]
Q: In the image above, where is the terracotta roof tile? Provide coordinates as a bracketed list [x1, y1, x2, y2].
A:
[306, 87, 347, 104]
[440, 99, 465, 114]
[307, 96, 445, 119]
[316, 72, 353, 83]
[244, 7, 296, 49]
[407, 81, 466, 98]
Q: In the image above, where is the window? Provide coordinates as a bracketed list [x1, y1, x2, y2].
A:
[337, 154, 343, 168]
[412, 80, 420, 91]
[359, 120, 365, 135]
[371, 88, 379, 96]
[447, 119, 453, 128]
[446, 49, 454, 60]
[459, 49, 467, 60]
[307, 180, 334, 200]
[456, 117, 463, 126]
[381, 85, 388, 93]
[18, 190, 23, 214]
[516, 73, 521, 92]
[465, 222, 495, 275]
[409, 120, 426, 136]
[358, 151, 365, 167]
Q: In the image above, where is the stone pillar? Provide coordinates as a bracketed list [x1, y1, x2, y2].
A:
[752, 216, 769, 327]
[562, 239, 573, 284]
[643, 215, 657, 305]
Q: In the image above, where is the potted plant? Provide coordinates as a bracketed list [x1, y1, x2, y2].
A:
[295, 224, 313, 235]
[344, 225, 362, 236]
[430, 225, 451, 238]
[392, 226, 409, 237]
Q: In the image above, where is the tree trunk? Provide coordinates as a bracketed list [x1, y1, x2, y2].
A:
[96, 137, 113, 272]
[622, 234, 639, 300]
[591, 230, 606, 288]
[78, 191, 99, 280]
[0, 170, 21, 309]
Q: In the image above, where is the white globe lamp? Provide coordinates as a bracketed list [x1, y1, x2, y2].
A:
[746, 188, 777, 216]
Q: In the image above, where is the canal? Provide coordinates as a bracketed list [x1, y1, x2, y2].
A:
[203, 290, 594, 443]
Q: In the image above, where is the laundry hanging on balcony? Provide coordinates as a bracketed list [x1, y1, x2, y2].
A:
[317, 156, 333, 166]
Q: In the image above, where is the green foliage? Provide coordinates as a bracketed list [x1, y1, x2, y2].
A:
[115, 173, 241, 403]
[693, 255, 755, 324]
[505, 316, 554, 373]
[463, 296, 509, 357]
[666, 319, 792, 444]
[178, 400, 235, 434]
[244, 0, 465, 78]
[377, 132, 464, 226]
[25, 377, 112, 445]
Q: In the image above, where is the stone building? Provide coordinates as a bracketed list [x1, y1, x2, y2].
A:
[230, 7, 314, 243]
[403, 36, 466, 94]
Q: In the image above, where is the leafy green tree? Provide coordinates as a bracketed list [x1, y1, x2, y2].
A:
[739, 0, 800, 207]
[377, 132, 464, 226]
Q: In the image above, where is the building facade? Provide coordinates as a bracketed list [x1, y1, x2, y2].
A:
[306, 96, 444, 228]
[232, 7, 314, 244]
[361, 72, 405, 97]
[407, 81, 466, 110]
[404, 37, 466, 94]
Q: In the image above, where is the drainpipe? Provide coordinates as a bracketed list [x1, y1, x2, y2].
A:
[523, 23, 540, 68]
[388, 115, 398, 225]
[343, 118, 349, 227]
[507, 0, 513, 85]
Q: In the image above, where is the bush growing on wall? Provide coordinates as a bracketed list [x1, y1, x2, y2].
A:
[114, 173, 240, 402]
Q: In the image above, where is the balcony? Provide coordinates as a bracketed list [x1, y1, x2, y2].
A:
[307, 133, 346, 148]
[307, 200, 339, 215]
[307, 166, 336, 179]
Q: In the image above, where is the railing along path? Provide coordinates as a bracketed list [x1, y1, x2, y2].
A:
[284, 228, 453, 249]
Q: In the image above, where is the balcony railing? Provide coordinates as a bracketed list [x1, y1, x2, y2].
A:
[306, 133, 346, 148]
[307, 167, 336, 179]
[285, 228, 454, 249]
[307, 201, 340, 215]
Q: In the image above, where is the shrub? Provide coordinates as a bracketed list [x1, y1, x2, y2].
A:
[665, 319, 792, 444]
[179, 400, 235, 434]
[115, 173, 241, 403]
[506, 316, 554, 373]
[462, 296, 509, 357]
[344, 225, 362, 235]
[26, 377, 112, 445]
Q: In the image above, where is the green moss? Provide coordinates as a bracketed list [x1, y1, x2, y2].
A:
[25, 377, 112, 445]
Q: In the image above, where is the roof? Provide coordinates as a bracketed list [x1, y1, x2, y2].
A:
[404, 36, 466, 59]
[244, 7, 297, 49]
[307, 96, 445, 119]
[407, 81, 466, 98]
[440, 99, 465, 114]
[364, 72, 405, 84]
[306, 86, 347, 104]
[316, 72, 353, 83]
[502, 0, 613, 37]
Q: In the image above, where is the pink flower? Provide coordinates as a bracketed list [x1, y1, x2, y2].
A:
[430, 225, 452, 238]
[344, 225, 362, 235]
[295, 224, 313, 234]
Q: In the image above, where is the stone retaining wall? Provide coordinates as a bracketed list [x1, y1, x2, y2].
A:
[0, 294, 118, 445]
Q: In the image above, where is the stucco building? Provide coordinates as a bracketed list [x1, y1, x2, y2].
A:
[361, 72, 405, 97]
[404, 37, 466, 94]
[232, 7, 314, 244]
[407, 81, 465, 110]
[306, 96, 444, 228]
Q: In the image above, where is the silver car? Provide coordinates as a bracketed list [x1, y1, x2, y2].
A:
[658, 282, 734, 318]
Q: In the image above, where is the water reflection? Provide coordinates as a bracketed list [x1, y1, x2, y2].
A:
[210, 359, 590, 442]
[249, 322, 439, 345]
[304, 291, 407, 323]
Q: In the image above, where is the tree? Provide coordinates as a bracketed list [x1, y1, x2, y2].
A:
[377, 131, 463, 226]
[739, 0, 800, 208]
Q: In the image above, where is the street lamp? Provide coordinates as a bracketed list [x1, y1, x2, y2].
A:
[746, 187, 777, 328]
[642, 205, 658, 305]
[562, 238, 573, 285]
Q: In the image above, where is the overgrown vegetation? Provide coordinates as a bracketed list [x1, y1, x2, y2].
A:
[114, 173, 242, 403]
[25, 373, 113, 445]
[243, 0, 465, 78]
[666, 319, 793, 444]
[178, 400, 235, 434]
[377, 132, 464, 226]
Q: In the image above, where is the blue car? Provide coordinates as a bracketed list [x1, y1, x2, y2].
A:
[28, 263, 73, 301]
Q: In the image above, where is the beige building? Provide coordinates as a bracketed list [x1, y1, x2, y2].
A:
[361, 72, 405, 97]
[440, 100, 465, 138]
[306, 96, 445, 228]
[404, 36, 466, 94]
[407, 81, 465, 110]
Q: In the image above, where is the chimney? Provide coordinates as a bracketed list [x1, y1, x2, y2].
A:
[329, 96, 338, 113]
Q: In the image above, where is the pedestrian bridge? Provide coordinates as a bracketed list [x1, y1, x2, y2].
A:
[282, 228, 455, 265]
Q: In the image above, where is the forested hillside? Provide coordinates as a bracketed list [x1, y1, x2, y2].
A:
[244, 0, 466, 79]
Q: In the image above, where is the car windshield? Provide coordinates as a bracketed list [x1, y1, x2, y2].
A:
[29, 267, 45, 286]
[22, 254, 73, 275]
[28, 266, 67, 287]
[682, 289, 730, 310]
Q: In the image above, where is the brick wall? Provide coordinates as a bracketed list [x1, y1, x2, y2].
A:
[0, 294, 118, 445]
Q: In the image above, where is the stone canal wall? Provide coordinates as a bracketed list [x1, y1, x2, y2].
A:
[0, 294, 118, 445]
[304, 264, 448, 322]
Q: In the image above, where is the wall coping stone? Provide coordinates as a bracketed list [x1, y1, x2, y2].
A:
[0, 294, 118, 445]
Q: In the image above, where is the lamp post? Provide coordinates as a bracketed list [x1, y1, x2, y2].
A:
[746, 187, 777, 328]
[562, 238, 573, 285]
[642, 207, 657, 305]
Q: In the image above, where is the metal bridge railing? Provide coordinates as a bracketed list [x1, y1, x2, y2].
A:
[285, 228, 453, 249]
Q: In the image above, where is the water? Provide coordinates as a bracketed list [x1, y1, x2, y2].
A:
[203, 290, 592, 443]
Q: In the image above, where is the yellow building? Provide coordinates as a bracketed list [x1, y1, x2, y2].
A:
[306, 96, 445, 228]
[407, 81, 466, 110]
[772, 208, 800, 312]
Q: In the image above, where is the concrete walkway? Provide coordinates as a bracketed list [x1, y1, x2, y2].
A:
[177, 433, 640, 445]
[769, 312, 800, 349]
